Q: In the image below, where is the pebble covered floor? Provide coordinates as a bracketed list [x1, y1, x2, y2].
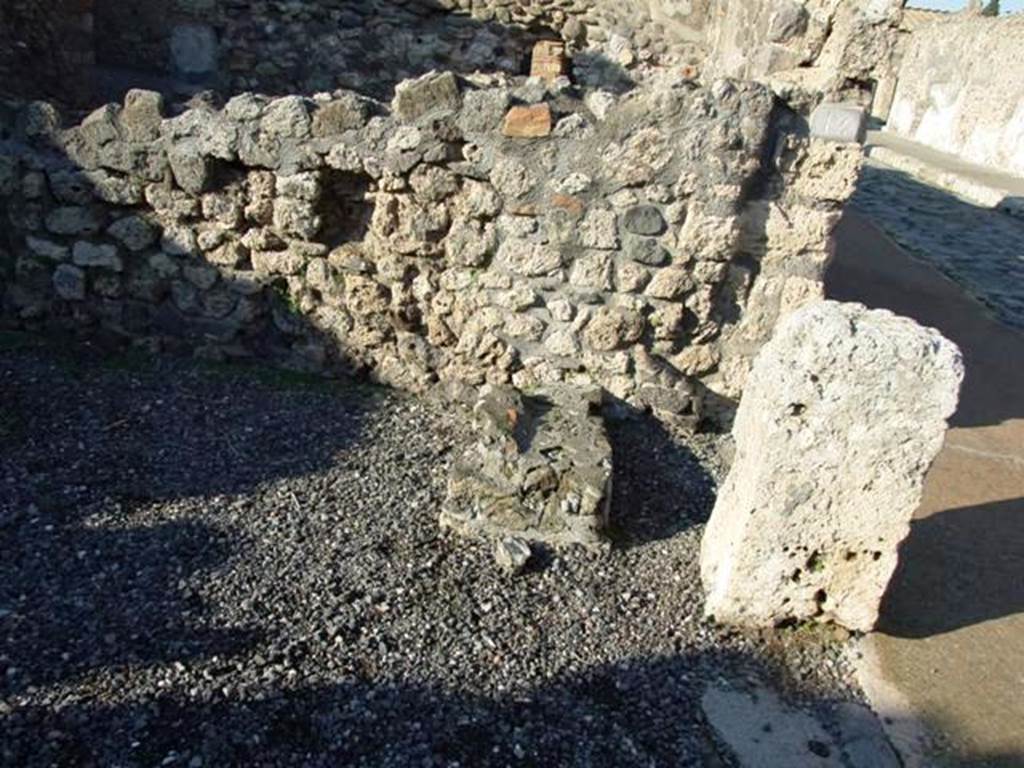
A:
[1, 336, 861, 767]
[852, 162, 1024, 331]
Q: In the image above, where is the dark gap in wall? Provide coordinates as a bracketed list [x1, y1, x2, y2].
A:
[318, 171, 374, 250]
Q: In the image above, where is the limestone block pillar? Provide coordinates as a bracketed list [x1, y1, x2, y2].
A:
[700, 301, 963, 631]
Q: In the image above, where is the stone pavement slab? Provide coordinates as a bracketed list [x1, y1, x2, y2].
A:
[828, 211, 1024, 768]
[701, 683, 899, 768]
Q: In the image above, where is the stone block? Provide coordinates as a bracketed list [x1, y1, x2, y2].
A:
[530, 40, 567, 83]
[392, 71, 461, 123]
[700, 301, 963, 631]
[442, 385, 612, 547]
[622, 205, 667, 236]
[53, 264, 86, 301]
[169, 141, 212, 195]
[72, 242, 123, 272]
[120, 89, 164, 142]
[809, 103, 867, 144]
[502, 104, 552, 138]
[45, 206, 103, 236]
[311, 93, 368, 136]
[108, 215, 158, 252]
[170, 23, 218, 79]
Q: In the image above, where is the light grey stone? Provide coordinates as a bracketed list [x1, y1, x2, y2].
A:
[45, 206, 103, 236]
[72, 242, 123, 272]
[457, 87, 510, 134]
[700, 301, 964, 631]
[494, 537, 532, 575]
[645, 266, 694, 300]
[584, 306, 645, 351]
[584, 90, 616, 121]
[170, 23, 218, 77]
[809, 103, 868, 144]
[261, 96, 312, 140]
[579, 208, 619, 250]
[120, 89, 165, 142]
[273, 197, 322, 240]
[53, 264, 86, 300]
[275, 171, 321, 201]
[79, 105, 121, 149]
[702, 684, 843, 768]
[496, 239, 562, 277]
[311, 93, 368, 136]
[89, 171, 145, 205]
[169, 141, 211, 195]
[392, 71, 461, 123]
[108, 215, 158, 252]
[162, 224, 200, 257]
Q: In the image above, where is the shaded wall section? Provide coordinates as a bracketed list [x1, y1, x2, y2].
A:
[0, 0, 96, 106]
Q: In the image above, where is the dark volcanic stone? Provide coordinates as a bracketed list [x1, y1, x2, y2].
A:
[622, 205, 667, 236]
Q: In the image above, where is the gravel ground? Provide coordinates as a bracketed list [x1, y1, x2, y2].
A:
[0, 335, 864, 768]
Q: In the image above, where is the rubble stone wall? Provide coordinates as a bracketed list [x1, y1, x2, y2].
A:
[34, 0, 713, 103]
[0, 73, 858, 424]
[704, 0, 905, 112]
[886, 15, 1024, 177]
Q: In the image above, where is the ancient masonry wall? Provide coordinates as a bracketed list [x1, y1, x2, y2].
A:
[1, 0, 712, 105]
[886, 14, 1024, 177]
[0, 73, 858, 425]
[704, 0, 905, 113]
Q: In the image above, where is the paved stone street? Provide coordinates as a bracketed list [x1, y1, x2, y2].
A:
[829, 211, 1024, 768]
[852, 161, 1024, 331]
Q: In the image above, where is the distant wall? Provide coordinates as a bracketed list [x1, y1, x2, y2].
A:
[0, 0, 95, 105]
[887, 15, 1024, 176]
[5, 0, 712, 107]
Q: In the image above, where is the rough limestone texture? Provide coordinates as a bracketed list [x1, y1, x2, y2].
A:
[442, 385, 612, 547]
[705, 0, 904, 111]
[700, 301, 964, 631]
[0, 72, 858, 427]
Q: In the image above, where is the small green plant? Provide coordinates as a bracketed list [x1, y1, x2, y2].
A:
[271, 280, 303, 316]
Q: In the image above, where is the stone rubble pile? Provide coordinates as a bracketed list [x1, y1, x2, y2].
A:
[700, 301, 963, 632]
[442, 384, 612, 549]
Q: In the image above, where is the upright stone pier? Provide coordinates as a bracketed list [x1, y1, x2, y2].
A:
[700, 301, 964, 631]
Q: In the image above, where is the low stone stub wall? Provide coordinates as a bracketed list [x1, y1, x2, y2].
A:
[886, 15, 1024, 177]
[0, 73, 858, 425]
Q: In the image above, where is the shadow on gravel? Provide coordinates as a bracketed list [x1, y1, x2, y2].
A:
[1, 650, 831, 767]
[0, 341, 377, 695]
[605, 413, 716, 549]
